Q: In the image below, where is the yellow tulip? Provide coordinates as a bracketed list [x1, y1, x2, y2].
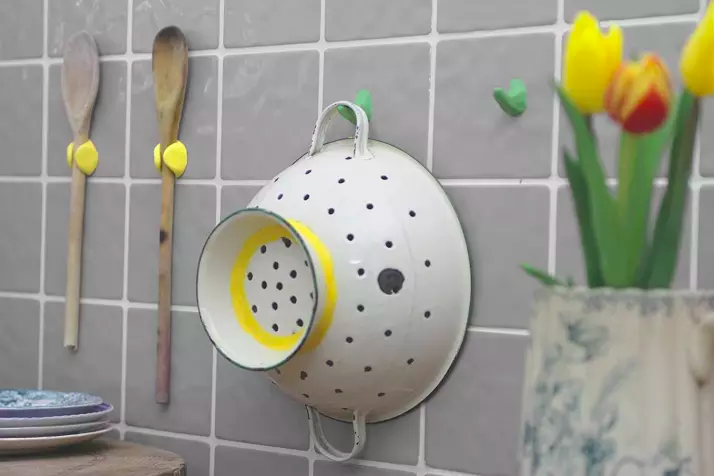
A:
[680, 2, 714, 96]
[563, 11, 623, 114]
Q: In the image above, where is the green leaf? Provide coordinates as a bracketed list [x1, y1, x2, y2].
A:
[619, 103, 678, 285]
[338, 89, 373, 125]
[555, 83, 626, 287]
[640, 92, 699, 288]
[562, 149, 604, 287]
[520, 264, 566, 287]
[493, 78, 528, 117]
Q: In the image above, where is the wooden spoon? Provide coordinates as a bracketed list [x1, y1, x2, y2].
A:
[61, 31, 100, 350]
[152, 26, 189, 404]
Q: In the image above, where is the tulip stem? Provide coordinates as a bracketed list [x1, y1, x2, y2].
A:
[639, 92, 698, 288]
[555, 83, 627, 287]
[563, 149, 604, 287]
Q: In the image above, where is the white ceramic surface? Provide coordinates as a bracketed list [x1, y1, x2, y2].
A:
[0, 419, 110, 438]
[197, 101, 471, 462]
[0, 402, 113, 428]
[519, 287, 714, 476]
[0, 427, 112, 455]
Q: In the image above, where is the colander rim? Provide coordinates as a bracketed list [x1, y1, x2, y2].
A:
[195, 207, 321, 372]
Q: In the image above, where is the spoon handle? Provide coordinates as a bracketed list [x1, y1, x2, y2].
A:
[156, 160, 175, 404]
[64, 133, 89, 350]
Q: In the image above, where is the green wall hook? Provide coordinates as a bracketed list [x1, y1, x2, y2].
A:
[338, 89, 373, 125]
[493, 79, 527, 117]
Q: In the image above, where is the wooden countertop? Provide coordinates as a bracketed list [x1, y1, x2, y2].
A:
[0, 437, 186, 476]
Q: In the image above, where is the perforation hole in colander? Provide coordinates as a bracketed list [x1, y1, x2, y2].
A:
[242, 236, 314, 338]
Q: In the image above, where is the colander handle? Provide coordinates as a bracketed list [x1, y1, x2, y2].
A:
[306, 405, 367, 462]
[308, 101, 372, 160]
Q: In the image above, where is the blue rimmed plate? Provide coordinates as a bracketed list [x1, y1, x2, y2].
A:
[0, 390, 103, 418]
[0, 402, 113, 428]
[0, 427, 113, 455]
[0, 419, 111, 438]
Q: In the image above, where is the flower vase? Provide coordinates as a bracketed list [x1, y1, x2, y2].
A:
[518, 287, 714, 476]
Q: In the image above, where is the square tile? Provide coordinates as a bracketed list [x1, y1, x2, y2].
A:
[0, 66, 43, 175]
[225, 0, 320, 47]
[0, 298, 40, 388]
[323, 43, 430, 166]
[701, 102, 714, 177]
[425, 332, 528, 475]
[697, 186, 714, 289]
[559, 23, 696, 178]
[125, 308, 213, 436]
[45, 183, 126, 299]
[221, 51, 319, 180]
[434, 35, 554, 179]
[326, 0, 431, 41]
[0, 183, 42, 293]
[43, 302, 122, 421]
[438, 0, 556, 33]
[215, 354, 310, 449]
[132, 0, 219, 53]
[215, 446, 309, 476]
[314, 461, 415, 476]
[124, 431, 210, 476]
[556, 184, 691, 288]
[48, 61, 127, 177]
[130, 57, 218, 179]
[564, 0, 697, 21]
[128, 183, 216, 305]
[221, 185, 262, 218]
[47, 0, 127, 57]
[0, 0, 43, 59]
[445, 185, 549, 328]
[317, 407, 419, 465]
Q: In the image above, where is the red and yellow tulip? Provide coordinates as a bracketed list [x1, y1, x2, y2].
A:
[604, 53, 672, 134]
[563, 11, 623, 114]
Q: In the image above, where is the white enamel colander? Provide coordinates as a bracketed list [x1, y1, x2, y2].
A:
[197, 101, 471, 461]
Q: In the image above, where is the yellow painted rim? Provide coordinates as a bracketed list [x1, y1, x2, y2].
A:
[228, 220, 336, 353]
[290, 220, 336, 353]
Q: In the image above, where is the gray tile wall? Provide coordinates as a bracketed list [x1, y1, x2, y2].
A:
[0, 1, 707, 475]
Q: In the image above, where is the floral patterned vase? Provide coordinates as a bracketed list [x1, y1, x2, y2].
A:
[519, 287, 714, 476]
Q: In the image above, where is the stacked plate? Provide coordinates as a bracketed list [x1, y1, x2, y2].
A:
[0, 389, 113, 455]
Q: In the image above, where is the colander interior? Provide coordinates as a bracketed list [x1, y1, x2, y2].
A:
[197, 208, 319, 370]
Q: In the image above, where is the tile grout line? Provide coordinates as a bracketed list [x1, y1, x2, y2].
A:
[0, 10, 705, 70]
[120, 423, 485, 476]
[306, 1, 328, 473]
[468, 326, 530, 336]
[425, 0, 438, 174]
[691, 184, 701, 291]
[9, 175, 714, 187]
[0, 176, 270, 185]
[317, 0, 326, 114]
[426, 468, 485, 476]
[117, 0, 135, 438]
[419, 1, 440, 474]
[690, 0, 707, 292]
[36, 0, 50, 391]
[689, 106, 703, 292]
[2, 289, 531, 337]
[418, 404, 427, 474]
[209, 1, 227, 475]
[547, 0, 566, 277]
